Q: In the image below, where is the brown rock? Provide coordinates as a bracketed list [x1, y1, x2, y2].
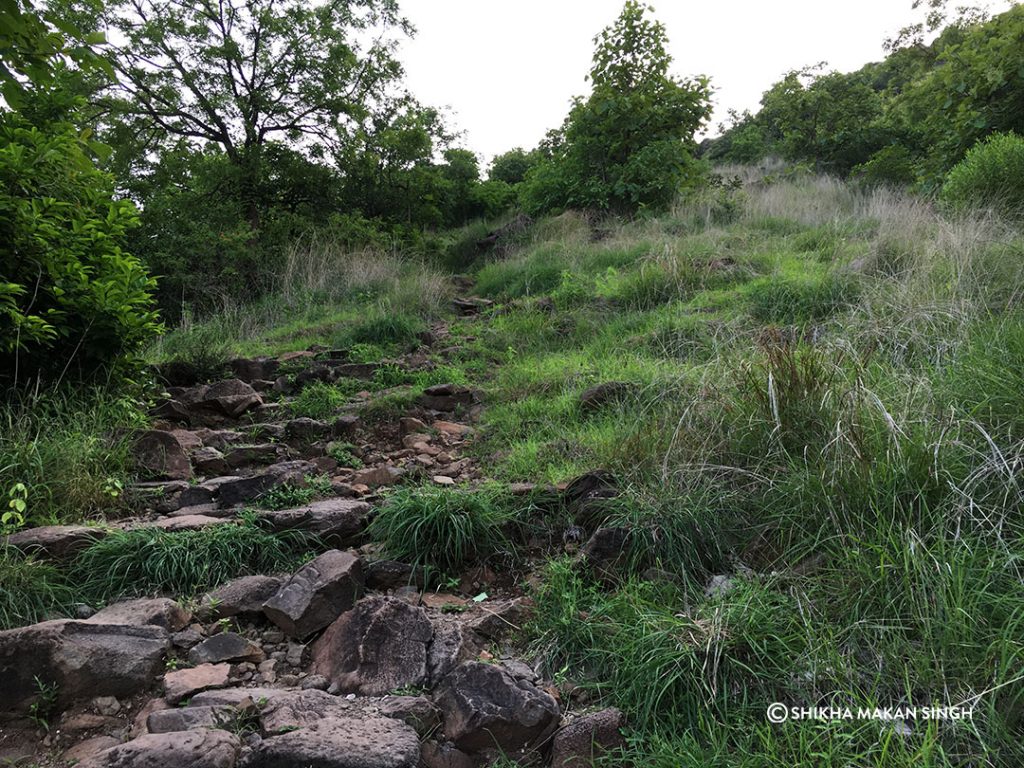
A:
[88, 598, 191, 632]
[133, 430, 192, 481]
[311, 596, 433, 695]
[263, 550, 363, 638]
[550, 708, 626, 768]
[163, 663, 232, 704]
[246, 716, 418, 767]
[77, 729, 240, 768]
[4, 524, 108, 560]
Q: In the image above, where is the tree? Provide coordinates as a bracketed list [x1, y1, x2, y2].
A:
[82, 0, 410, 166]
[521, 1, 712, 214]
[489, 148, 537, 185]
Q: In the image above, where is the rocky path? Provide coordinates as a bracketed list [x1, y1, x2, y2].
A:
[0, 282, 625, 768]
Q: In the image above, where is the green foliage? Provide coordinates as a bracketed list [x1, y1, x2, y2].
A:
[367, 487, 517, 579]
[345, 312, 424, 349]
[73, 514, 314, 600]
[521, 2, 711, 214]
[0, 545, 75, 629]
[940, 132, 1024, 218]
[489, 148, 539, 185]
[0, 115, 160, 384]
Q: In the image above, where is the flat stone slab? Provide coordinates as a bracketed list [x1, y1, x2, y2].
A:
[163, 663, 232, 704]
[247, 716, 419, 768]
[4, 525, 108, 559]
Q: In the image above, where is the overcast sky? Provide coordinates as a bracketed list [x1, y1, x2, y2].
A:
[397, 1, 997, 164]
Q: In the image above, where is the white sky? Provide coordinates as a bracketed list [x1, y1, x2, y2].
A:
[397, 0, 997, 164]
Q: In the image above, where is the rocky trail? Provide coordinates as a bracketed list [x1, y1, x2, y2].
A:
[0, 281, 625, 768]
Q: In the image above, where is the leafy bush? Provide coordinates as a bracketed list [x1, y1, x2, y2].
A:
[73, 514, 315, 600]
[367, 488, 517, 578]
[0, 116, 161, 384]
[940, 132, 1024, 219]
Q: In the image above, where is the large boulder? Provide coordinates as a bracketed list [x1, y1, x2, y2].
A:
[259, 498, 372, 546]
[550, 708, 625, 768]
[132, 430, 193, 481]
[87, 598, 192, 632]
[247, 716, 419, 768]
[263, 550, 363, 638]
[310, 596, 433, 696]
[0, 620, 169, 715]
[77, 729, 240, 768]
[434, 662, 560, 755]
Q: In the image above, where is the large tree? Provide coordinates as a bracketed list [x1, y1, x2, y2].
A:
[75, 0, 410, 167]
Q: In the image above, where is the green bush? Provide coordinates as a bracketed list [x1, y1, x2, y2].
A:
[940, 132, 1024, 218]
[0, 116, 161, 384]
[367, 488, 517, 579]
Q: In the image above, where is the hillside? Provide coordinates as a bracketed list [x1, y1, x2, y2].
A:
[2, 167, 1023, 766]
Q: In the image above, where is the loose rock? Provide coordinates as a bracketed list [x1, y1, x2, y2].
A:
[263, 550, 363, 638]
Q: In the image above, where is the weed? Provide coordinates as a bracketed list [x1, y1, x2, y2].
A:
[256, 475, 333, 510]
[0, 545, 75, 629]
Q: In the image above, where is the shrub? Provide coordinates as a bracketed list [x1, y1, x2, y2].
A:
[940, 132, 1024, 219]
[73, 513, 315, 600]
[367, 488, 517, 579]
[0, 116, 161, 384]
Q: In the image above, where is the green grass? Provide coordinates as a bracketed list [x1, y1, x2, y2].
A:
[0, 391, 143, 527]
[72, 513, 316, 600]
[289, 380, 353, 419]
[367, 487, 520, 579]
[0, 545, 75, 629]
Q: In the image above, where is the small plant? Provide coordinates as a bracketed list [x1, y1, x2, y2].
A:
[256, 474, 333, 510]
[28, 677, 59, 731]
[3, 482, 28, 532]
[290, 380, 348, 419]
[0, 545, 75, 629]
[327, 443, 363, 468]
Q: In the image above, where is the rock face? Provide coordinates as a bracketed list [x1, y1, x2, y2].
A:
[4, 525, 108, 559]
[87, 598, 191, 632]
[133, 430, 193, 481]
[259, 498, 372, 546]
[247, 716, 419, 768]
[434, 662, 560, 754]
[263, 550, 363, 638]
[77, 729, 240, 768]
[550, 708, 625, 768]
[201, 575, 283, 620]
[0, 620, 169, 714]
[311, 596, 433, 695]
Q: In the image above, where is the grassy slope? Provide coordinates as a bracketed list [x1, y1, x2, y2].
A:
[4, 168, 1024, 765]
